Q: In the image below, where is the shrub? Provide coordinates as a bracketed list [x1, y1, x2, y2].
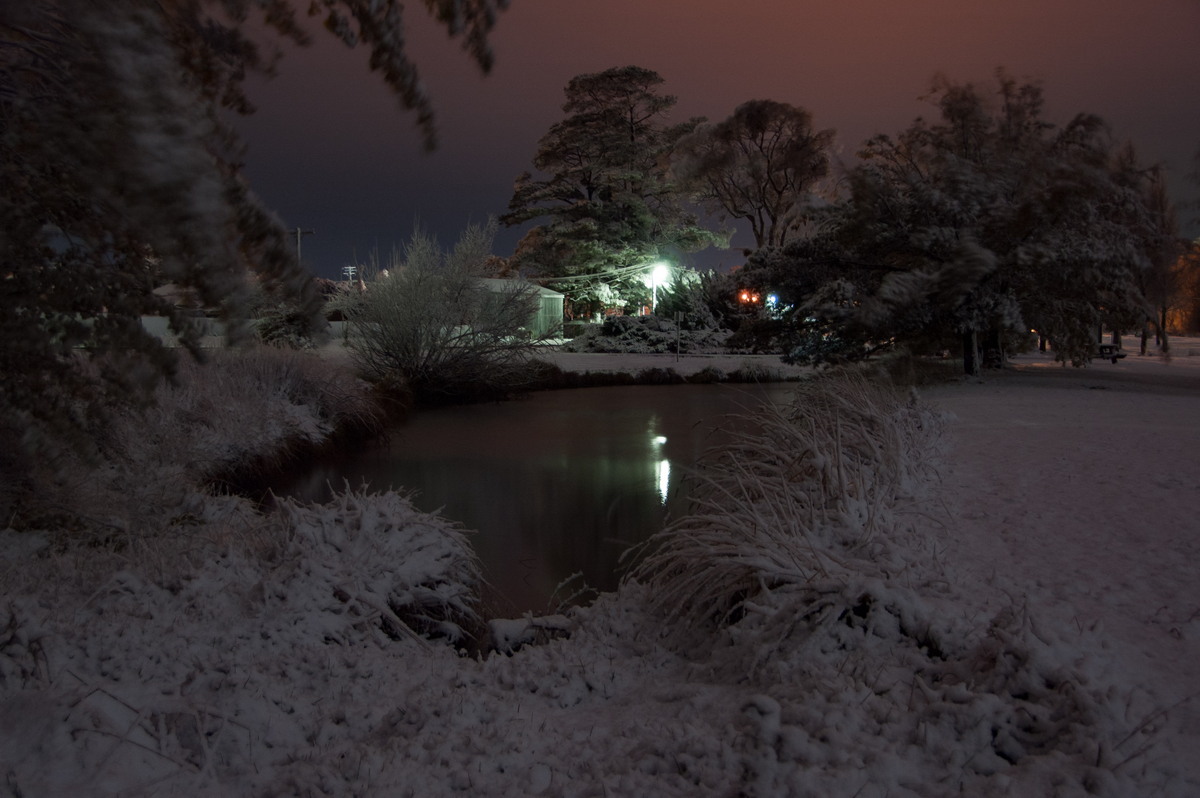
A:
[560, 314, 730, 354]
[256, 304, 320, 350]
[8, 347, 380, 538]
[628, 372, 937, 629]
[344, 224, 550, 403]
[725, 317, 788, 353]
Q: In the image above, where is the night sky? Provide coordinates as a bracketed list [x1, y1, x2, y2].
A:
[233, 0, 1200, 281]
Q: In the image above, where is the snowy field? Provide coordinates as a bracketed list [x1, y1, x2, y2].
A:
[1, 339, 1197, 796]
[919, 339, 1200, 794]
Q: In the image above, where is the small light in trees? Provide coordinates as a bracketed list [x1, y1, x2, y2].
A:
[739, 290, 761, 304]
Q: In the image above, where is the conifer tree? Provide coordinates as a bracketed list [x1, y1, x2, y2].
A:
[502, 66, 722, 314]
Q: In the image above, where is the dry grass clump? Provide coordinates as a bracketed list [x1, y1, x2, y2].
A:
[269, 488, 483, 646]
[136, 346, 382, 478]
[629, 371, 939, 629]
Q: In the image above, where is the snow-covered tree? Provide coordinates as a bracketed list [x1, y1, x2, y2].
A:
[343, 222, 547, 402]
[0, 0, 506, 457]
[773, 71, 1155, 372]
[1173, 243, 1200, 333]
[501, 66, 723, 314]
[672, 99, 836, 250]
[1131, 164, 1184, 353]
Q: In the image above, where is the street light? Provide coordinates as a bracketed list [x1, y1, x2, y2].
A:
[650, 261, 670, 313]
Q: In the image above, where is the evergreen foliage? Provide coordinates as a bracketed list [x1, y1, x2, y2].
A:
[653, 270, 727, 331]
[0, 0, 505, 457]
[559, 314, 730, 355]
[748, 71, 1163, 372]
[501, 66, 724, 313]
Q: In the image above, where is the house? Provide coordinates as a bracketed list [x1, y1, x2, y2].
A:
[479, 279, 564, 339]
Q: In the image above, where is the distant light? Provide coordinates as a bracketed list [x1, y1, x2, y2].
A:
[767, 293, 778, 306]
[656, 459, 671, 504]
[653, 435, 667, 445]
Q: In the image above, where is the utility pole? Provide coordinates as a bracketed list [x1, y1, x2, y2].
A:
[290, 228, 315, 263]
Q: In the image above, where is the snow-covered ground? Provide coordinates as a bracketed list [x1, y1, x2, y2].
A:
[1, 338, 1197, 796]
[919, 338, 1200, 794]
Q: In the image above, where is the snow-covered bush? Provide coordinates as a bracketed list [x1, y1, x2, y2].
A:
[255, 303, 320, 350]
[344, 224, 548, 402]
[272, 489, 483, 644]
[10, 347, 380, 537]
[0, 487, 483, 796]
[653, 270, 729, 332]
[560, 314, 731, 354]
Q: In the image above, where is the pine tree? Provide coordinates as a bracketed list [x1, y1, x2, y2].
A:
[502, 66, 722, 315]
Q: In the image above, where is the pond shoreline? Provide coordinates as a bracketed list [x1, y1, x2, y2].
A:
[313, 340, 813, 382]
[219, 345, 809, 502]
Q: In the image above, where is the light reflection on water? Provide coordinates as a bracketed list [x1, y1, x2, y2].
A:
[277, 383, 795, 615]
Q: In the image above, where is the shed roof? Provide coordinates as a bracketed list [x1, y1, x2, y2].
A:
[479, 278, 563, 299]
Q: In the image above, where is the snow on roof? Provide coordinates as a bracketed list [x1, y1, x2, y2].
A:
[479, 277, 564, 298]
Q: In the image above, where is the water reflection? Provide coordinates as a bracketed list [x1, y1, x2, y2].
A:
[276, 383, 795, 615]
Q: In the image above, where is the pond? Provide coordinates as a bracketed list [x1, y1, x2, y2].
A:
[275, 382, 797, 615]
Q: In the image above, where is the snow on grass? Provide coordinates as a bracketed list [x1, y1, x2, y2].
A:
[624, 372, 1140, 796]
[630, 374, 939, 628]
[1, 341, 1197, 795]
[0, 488, 479, 796]
[11, 347, 381, 541]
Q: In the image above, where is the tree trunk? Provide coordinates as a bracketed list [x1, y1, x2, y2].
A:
[962, 330, 980, 376]
[983, 328, 1004, 368]
[1140, 322, 1149, 356]
[1160, 306, 1170, 355]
